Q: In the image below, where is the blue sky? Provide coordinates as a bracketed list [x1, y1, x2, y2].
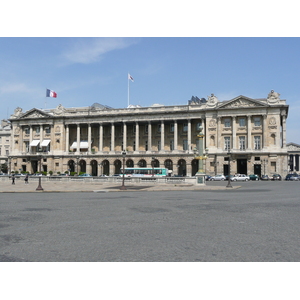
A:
[1, 37, 299, 143]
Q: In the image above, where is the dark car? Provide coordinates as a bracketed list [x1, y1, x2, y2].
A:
[261, 175, 270, 181]
[271, 174, 282, 181]
[249, 174, 260, 181]
[285, 174, 299, 181]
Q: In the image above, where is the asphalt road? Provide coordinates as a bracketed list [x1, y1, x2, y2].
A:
[1, 180, 300, 262]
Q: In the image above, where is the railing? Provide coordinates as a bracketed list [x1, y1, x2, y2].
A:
[0, 175, 196, 185]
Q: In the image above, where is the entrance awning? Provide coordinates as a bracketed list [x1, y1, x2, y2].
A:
[41, 140, 51, 147]
[30, 140, 40, 147]
[70, 141, 89, 149]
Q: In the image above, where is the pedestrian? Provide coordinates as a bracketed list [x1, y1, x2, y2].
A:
[11, 173, 15, 185]
[24, 174, 29, 184]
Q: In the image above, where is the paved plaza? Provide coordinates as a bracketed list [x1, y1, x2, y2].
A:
[1, 180, 300, 261]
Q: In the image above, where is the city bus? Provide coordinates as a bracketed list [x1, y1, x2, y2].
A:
[120, 167, 168, 177]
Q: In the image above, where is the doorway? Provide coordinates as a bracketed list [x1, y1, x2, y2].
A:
[237, 159, 247, 174]
[254, 164, 261, 176]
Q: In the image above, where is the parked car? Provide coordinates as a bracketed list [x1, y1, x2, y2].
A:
[78, 173, 92, 177]
[271, 174, 282, 181]
[205, 175, 212, 181]
[285, 174, 299, 181]
[225, 175, 234, 180]
[249, 174, 260, 181]
[231, 174, 250, 181]
[209, 174, 226, 181]
[261, 175, 270, 180]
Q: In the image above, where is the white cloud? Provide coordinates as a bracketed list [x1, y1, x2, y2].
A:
[61, 38, 138, 64]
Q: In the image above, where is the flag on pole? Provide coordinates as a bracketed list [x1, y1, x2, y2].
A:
[128, 73, 134, 82]
[46, 89, 57, 98]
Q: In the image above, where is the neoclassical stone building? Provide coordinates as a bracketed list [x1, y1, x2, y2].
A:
[8, 90, 289, 177]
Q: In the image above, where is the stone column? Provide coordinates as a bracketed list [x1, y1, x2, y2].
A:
[188, 119, 191, 153]
[66, 125, 69, 152]
[99, 123, 103, 152]
[76, 124, 80, 154]
[19, 126, 23, 153]
[88, 123, 92, 153]
[160, 120, 165, 152]
[247, 116, 252, 150]
[29, 125, 33, 145]
[282, 113, 287, 147]
[232, 117, 236, 150]
[263, 115, 267, 149]
[135, 122, 139, 152]
[111, 123, 115, 152]
[217, 117, 221, 149]
[174, 120, 178, 151]
[148, 122, 152, 152]
[123, 122, 127, 151]
[39, 125, 43, 147]
[293, 155, 296, 171]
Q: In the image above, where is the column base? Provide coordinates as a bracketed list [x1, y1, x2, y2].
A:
[195, 173, 206, 185]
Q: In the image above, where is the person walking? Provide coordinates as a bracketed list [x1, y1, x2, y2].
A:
[11, 173, 15, 185]
[24, 174, 29, 184]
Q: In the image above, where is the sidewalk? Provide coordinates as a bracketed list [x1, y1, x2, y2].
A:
[0, 178, 240, 193]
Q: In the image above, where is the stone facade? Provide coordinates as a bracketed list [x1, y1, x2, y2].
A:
[0, 120, 11, 167]
[8, 91, 289, 177]
[287, 142, 300, 172]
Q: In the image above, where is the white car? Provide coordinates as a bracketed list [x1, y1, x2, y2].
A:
[231, 174, 250, 181]
[209, 174, 226, 181]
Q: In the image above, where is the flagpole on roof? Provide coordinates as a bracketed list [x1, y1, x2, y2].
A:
[128, 73, 130, 107]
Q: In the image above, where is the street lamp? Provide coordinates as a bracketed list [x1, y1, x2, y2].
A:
[226, 149, 232, 188]
[151, 157, 155, 177]
[36, 155, 44, 191]
[120, 150, 127, 190]
[193, 125, 208, 185]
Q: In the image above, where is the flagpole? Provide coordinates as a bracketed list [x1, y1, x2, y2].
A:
[127, 73, 130, 107]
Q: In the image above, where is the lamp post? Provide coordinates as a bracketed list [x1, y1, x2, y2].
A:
[151, 157, 155, 177]
[36, 155, 44, 191]
[193, 125, 208, 185]
[120, 150, 127, 190]
[226, 149, 232, 188]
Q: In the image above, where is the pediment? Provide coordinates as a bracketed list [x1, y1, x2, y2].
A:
[20, 108, 52, 119]
[287, 143, 300, 151]
[218, 96, 268, 109]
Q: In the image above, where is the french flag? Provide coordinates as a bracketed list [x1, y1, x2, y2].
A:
[128, 74, 134, 82]
[46, 89, 57, 98]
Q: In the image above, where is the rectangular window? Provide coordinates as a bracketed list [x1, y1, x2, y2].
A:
[145, 126, 148, 134]
[239, 118, 246, 127]
[157, 140, 161, 151]
[239, 136, 246, 150]
[271, 161, 276, 172]
[224, 118, 231, 128]
[36, 127, 40, 134]
[224, 137, 230, 151]
[170, 124, 174, 133]
[145, 140, 148, 151]
[25, 141, 29, 152]
[254, 136, 261, 150]
[170, 139, 174, 150]
[157, 124, 161, 133]
[183, 123, 188, 132]
[254, 117, 261, 126]
[24, 127, 30, 134]
[183, 139, 188, 151]
[45, 127, 51, 134]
